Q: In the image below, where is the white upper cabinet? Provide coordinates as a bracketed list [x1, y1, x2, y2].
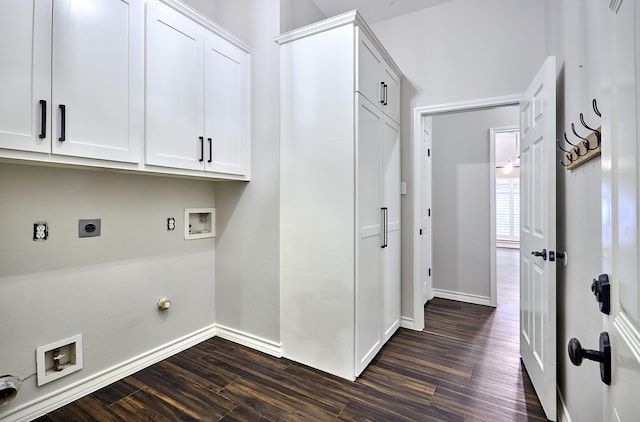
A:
[146, 3, 204, 171]
[51, 0, 143, 162]
[204, 35, 249, 175]
[356, 29, 400, 123]
[0, 0, 51, 153]
[0, 0, 143, 162]
[1, 0, 250, 180]
[146, 0, 250, 177]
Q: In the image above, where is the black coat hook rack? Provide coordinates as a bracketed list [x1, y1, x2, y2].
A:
[558, 98, 602, 170]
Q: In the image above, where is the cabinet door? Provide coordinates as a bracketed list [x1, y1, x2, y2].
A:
[355, 94, 382, 377]
[204, 34, 249, 175]
[356, 29, 384, 107]
[0, 0, 51, 153]
[52, 0, 142, 163]
[145, 2, 204, 171]
[356, 28, 400, 124]
[381, 116, 401, 342]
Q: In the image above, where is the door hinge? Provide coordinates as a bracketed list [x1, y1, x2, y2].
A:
[428, 148, 431, 157]
[419, 228, 423, 235]
[428, 208, 431, 217]
[428, 268, 431, 277]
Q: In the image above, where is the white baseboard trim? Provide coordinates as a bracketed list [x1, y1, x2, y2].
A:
[400, 316, 417, 330]
[432, 289, 492, 307]
[215, 324, 282, 358]
[557, 388, 572, 422]
[5, 325, 216, 422]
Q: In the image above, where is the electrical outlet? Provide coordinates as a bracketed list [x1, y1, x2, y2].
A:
[167, 217, 176, 231]
[33, 222, 48, 241]
[78, 219, 101, 238]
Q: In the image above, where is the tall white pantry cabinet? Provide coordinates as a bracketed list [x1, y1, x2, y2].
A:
[277, 11, 402, 380]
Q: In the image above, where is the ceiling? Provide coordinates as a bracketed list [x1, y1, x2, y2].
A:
[309, 0, 454, 24]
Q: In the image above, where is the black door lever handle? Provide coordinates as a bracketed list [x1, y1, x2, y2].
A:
[531, 249, 547, 260]
[568, 332, 611, 385]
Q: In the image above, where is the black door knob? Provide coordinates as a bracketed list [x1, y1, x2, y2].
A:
[531, 249, 547, 260]
[567, 332, 611, 385]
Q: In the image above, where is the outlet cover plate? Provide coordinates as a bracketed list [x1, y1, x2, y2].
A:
[33, 221, 48, 241]
[79, 219, 101, 238]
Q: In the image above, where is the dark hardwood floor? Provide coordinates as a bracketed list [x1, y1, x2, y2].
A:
[35, 248, 546, 421]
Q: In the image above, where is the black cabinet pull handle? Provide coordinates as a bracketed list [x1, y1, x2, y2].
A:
[39, 100, 46, 139]
[207, 138, 212, 163]
[58, 104, 66, 142]
[198, 136, 204, 162]
[380, 82, 385, 104]
[383, 83, 388, 106]
[381, 207, 388, 248]
[385, 207, 388, 247]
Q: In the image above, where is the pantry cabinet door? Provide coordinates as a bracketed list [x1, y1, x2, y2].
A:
[355, 94, 383, 377]
[52, 0, 143, 163]
[204, 34, 250, 176]
[381, 116, 401, 343]
[0, 0, 51, 153]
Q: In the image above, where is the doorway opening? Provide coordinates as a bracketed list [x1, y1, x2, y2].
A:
[411, 94, 523, 330]
[491, 127, 520, 308]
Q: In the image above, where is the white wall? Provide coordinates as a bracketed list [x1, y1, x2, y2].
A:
[431, 106, 519, 299]
[546, 0, 604, 420]
[0, 163, 215, 418]
[370, 0, 546, 318]
[280, 0, 326, 32]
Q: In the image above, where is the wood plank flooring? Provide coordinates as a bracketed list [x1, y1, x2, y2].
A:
[35, 248, 546, 421]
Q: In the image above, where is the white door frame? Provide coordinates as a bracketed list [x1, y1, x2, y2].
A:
[411, 94, 523, 330]
[421, 119, 433, 305]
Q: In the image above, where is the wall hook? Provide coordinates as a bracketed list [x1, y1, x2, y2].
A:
[580, 113, 601, 136]
[563, 132, 578, 147]
[572, 123, 597, 153]
[557, 139, 571, 154]
[593, 98, 601, 117]
[571, 122, 590, 142]
[580, 113, 601, 145]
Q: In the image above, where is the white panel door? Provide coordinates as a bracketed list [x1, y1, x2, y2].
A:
[52, 0, 142, 162]
[146, 2, 204, 170]
[519, 56, 556, 421]
[602, 1, 640, 420]
[0, 0, 51, 153]
[204, 34, 249, 175]
[422, 123, 432, 305]
[355, 94, 382, 376]
[381, 115, 401, 342]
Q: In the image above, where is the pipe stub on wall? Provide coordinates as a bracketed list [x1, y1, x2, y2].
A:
[0, 375, 20, 406]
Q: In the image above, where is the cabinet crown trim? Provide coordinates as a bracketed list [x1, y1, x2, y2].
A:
[274, 9, 402, 78]
[158, 0, 253, 53]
